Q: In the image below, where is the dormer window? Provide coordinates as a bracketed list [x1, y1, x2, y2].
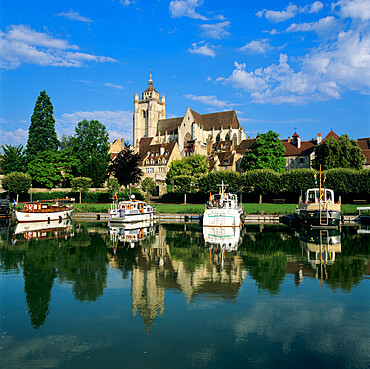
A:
[145, 160, 149, 165]
[163, 159, 166, 164]
[150, 160, 154, 165]
[158, 159, 161, 164]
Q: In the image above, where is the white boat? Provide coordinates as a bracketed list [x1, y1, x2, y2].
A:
[15, 199, 75, 223]
[203, 225, 242, 251]
[203, 181, 244, 227]
[110, 195, 155, 223]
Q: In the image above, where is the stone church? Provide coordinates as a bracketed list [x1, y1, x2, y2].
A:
[133, 74, 246, 156]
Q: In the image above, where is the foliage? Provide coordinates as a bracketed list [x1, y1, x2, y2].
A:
[71, 177, 92, 203]
[0, 144, 26, 174]
[197, 171, 241, 193]
[172, 175, 198, 194]
[281, 169, 316, 193]
[106, 178, 121, 194]
[141, 177, 156, 197]
[73, 119, 110, 187]
[241, 169, 282, 194]
[2, 172, 32, 199]
[166, 154, 208, 184]
[312, 135, 364, 170]
[59, 134, 76, 150]
[108, 148, 143, 188]
[26, 90, 59, 161]
[325, 168, 362, 194]
[27, 149, 80, 188]
[241, 130, 285, 173]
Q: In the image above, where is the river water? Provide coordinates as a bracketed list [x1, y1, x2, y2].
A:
[0, 220, 369, 369]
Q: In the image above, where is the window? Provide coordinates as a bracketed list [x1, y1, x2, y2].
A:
[158, 159, 161, 164]
[162, 159, 166, 164]
[150, 160, 154, 165]
[299, 157, 304, 164]
[145, 160, 149, 165]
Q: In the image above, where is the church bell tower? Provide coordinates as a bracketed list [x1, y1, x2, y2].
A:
[133, 74, 166, 147]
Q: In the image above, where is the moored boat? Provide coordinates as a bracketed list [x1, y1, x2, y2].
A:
[15, 199, 75, 223]
[110, 195, 155, 223]
[295, 188, 341, 227]
[203, 225, 242, 251]
[203, 181, 244, 227]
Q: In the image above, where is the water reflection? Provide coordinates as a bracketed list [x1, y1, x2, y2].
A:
[0, 222, 369, 332]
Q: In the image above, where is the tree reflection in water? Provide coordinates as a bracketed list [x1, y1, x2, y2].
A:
[0, 221, 368, 330]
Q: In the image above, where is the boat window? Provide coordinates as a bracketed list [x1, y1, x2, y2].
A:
[307, 191, 316, 202]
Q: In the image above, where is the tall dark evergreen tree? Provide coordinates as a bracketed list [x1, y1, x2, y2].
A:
[26, 90, 59, 161]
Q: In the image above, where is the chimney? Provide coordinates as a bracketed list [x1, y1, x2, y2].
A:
[317, 133, 322, 144]
[288, 137, 291, 143]
[297, 135, 301, 149]
[160, 147, 165, 156]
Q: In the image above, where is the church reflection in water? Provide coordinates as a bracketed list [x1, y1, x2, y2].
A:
[0, 222, 368, 331]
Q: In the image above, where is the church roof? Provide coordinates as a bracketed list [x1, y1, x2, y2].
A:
[157, 110, 241, 135]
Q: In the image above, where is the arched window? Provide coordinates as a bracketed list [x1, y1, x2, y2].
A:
[216, 133, 221, 142]
[158, 159, 161, 164]
[225, 133, 230, 141]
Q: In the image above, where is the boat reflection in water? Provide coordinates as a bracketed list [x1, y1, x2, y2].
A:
[297, 227, 341, 282]
[203, 225, 243, 252]
[109, 220, 155, 250]
[12, 218, 74, 243]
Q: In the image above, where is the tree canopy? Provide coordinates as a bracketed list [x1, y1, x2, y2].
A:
[241, 130, 285, 173]
[312, 135, 364, 170]
[73, 119, 110, 186]
[108, 148, 143, 188]
[166, 154, 208, 184]
[26, 90, 59, 161]
[2, 172, 32, 202]
[27, 149, 80, 188]
[0, 144, 26, 174]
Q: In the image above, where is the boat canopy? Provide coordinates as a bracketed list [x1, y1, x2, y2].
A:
[305, 188, 334, 203]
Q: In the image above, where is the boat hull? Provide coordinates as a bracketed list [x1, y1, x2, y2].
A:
[296, 209, 341, 227]
[15, 209, 73, 223]
[110, 211, 154, 223]
[203, 209, 243, 227]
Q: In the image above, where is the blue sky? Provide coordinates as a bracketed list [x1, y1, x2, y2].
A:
[1, 0, 369, 148]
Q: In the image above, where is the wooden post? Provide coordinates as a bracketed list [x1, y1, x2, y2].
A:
[259, 194, 262, 204]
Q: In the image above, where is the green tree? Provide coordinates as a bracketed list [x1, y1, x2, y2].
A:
[1, 172, 32, 202]
[106, 177, 121, 195]
[172, 175, 199, 204]
[26, 90, 59, 161]
[141, 177, 156, 201]
[313, 135, 364, 170]
[108, 149, 143, 188]
[71, 177, 92, 203]
[0, 144, 26, 174]
[241, 130, 285, 173]
[59, 134, 76, 150]
[27, 149, 80, 188]
[73, 119, 110, 187]
[166, 154, 208, 184]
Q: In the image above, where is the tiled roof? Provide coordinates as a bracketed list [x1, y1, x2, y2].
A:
[323, 130, 339, 141]
[138, 142, 176, 166]
[157, 110, 241, 135]
[357, 138, 370, 150]
[139, 137, 153, 147]
[212, 140, 233, 152]
[235, 139, 255, 154]
[282, 141, 315, 157]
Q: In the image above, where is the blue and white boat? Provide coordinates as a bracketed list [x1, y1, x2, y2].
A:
[203, 181, 244, 227]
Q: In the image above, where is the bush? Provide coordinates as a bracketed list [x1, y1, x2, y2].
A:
[241, 169, 282, 194]
[281, 169, 316, 193]
[198, 171, 241, 193]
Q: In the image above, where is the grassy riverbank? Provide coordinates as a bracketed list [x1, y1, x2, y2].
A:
[72, 203, 367, 215]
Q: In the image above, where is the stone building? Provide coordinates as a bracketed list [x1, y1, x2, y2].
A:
[133, 74, 246, 156]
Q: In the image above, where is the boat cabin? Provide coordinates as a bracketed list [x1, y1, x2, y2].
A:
[305, 188, 335, 204]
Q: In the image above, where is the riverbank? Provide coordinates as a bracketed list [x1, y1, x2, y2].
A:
[72, 203, 366, 215]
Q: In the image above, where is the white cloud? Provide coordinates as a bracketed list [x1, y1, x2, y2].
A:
[286, 16, 339, 35]
[0, 127, 28, 147]
[0, 25, 116, 69]
[104, 83, 125, 90]
[200, 21, 230, 39]
[239, 39, 272, 54]
[119, 0, 132, 6]
[309, 1, 324, 13]
[169, 0, 208, 20]
[56, 9, 93, 22]
[337, 0, 370, 21]
[58, 110, 133, 141]
[257, 4, 299, 23]
[185, 94, 231, 108]
[257, 2, 325, 22]
[188, 42, 216, 57]
[219, 28, 370, 104]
